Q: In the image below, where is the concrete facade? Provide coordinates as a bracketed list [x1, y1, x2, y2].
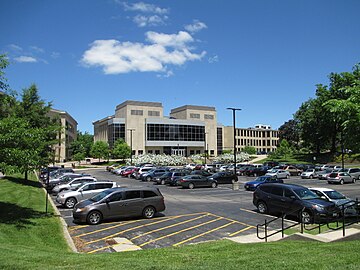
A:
[48, 109, 78, 162]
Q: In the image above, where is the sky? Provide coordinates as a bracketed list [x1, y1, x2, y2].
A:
[1, 0, 359, 134]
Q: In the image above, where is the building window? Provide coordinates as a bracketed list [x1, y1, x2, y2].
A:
[148, 150, 153, 154]
[108, 123, 125, 148]
[147, 124, 205, 142]
[210, 150, 214, 155]
[148, 111, 160, 117]
[155, 150, 160, 155]
[138, 150, 143, 155]
[131, 110, 143, 116]
[190, 113, 200, 119]
[190, 150, 195, 155]
[204, 114, 214, 120]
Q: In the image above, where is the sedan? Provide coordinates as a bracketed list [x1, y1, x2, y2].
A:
[207, 172, 237, 184]
[178, 175, 217, 189]
[327, 172, 355, 185]
[244, 175, 283, 191]
[265, 169, 290, 179]
[301, 169, 318, 179]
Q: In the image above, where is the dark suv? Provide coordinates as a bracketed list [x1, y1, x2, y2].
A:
[253, 183, 339, 223]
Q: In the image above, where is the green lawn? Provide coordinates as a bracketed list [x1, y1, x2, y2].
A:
[1, 174, 360, 269]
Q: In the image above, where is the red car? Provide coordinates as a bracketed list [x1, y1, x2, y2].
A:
[120, 167, 137, 177]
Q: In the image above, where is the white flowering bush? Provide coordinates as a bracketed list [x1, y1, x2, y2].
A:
[127, 154, 187, 166]
[188, 154, 204, 163]
[213, 152, 250, 163]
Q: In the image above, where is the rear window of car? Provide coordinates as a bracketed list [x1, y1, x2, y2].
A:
[259, 185, 272, 193]
[329, 173, 338, 178]
[271, 186, 283, 196]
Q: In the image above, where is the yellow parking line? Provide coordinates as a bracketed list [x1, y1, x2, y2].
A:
[74, 219, 141, 238]
[173, 221, 236, 247]
[139, 217, 223, 247]
[87, 245, 112, 254]
[208, 212, 255, 227]
[130, 213, 210, 241]
[228, 226, 254, 237]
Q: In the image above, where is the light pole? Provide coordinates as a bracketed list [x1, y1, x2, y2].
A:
[227, 107, 242, 183]
[204, 132, 207, 165]
[127, 129, 135, 165]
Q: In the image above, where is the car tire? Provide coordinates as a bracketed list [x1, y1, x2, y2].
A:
[160, 179, 165, 185]
[352, 178, 356, 183]
[211, 182, 217, 188]
[87, 211, 102, 225]
[146, 176, 152, 182]
[188, 183, 195, 189]
[257, 201, 268, 214]
[310, 175, 313, 179]
[65, 197, 77, 209]
[300, 210, 313, 224]
[340, 179, 344, 185]
[143, 206, 155, 219]
[286, 174, 290, 179]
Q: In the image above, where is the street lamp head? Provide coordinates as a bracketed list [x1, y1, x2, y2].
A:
[227, 107, 242, 111]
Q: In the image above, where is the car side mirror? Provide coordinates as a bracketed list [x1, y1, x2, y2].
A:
[105, 198, 111, 204]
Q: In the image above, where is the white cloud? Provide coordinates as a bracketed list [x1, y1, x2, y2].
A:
[81, 31, 206, 75]
[133, 14, 167, 27]
[208, 55, 219, 63]
[8, 44, 23, 51]
[30, 46, 45, 53]
[185, 20, 207, 33]
[123, 2, 168, 14]
[14, 56, 38, 63]
[51, 52, 61, 59]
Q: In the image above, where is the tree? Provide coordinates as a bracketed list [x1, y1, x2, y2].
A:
[70, 131, 94, 157]
[242, 146, 257, 155]
[278, 119, 301, 150]
[73, 152, 86, 165]
[90, 141, 109, 162]
[112, 139, 131, 159]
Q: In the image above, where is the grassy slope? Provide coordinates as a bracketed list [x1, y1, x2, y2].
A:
[1, 175, 360, 270]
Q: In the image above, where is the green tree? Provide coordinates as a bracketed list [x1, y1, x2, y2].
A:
[90, 141, 109, 162]
[73, 152, 86, 165]
[112, 139, 131, 159]
[242, 146, 256, 155]
[278, 119, 301, 150]
[70, 131, 94, 157]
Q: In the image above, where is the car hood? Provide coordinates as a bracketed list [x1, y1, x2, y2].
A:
[332, 198, 353, 207]
[306, 198, 335, 207]
[75, 199, 94, 209]
[245, 180, 262, 186]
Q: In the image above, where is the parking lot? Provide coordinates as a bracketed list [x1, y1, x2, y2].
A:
[51, 168, 360, 253]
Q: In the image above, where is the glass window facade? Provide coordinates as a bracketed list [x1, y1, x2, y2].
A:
[190, 113, 200, 119]
[147, 124, 205, 141]
[108, 123, 125, 148]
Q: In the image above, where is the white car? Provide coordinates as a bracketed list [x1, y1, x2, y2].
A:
[301, 169, 318, 179]
[309, 187, 358, 216]
[56, 181, 118, 208]
[265, 169, 290, 179]
[52, 176, 97, 195]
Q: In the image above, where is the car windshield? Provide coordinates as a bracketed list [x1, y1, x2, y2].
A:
[324, 190, 346, 200]
[89, 189, 115, 202]
[255, 176, 268, 182]
[305, 169, 314, 172]
[293, 188, 319, 200]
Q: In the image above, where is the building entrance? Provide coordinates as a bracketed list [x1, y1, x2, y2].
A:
[171, 148, 186, 156]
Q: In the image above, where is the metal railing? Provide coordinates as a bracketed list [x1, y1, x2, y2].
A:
[257, 199, 360, 242]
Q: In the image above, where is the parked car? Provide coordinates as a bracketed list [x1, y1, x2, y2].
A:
[191, 170, 213, 177]
[253, 183, 339, 223]
[301, 169, 319, 179]
[49, 168, 75, 180]
[72, 187, 166, 225]
[244, 175, 283, 191]
[184, 164, 197, 170]
[154, 171, 190, 185]
[140, 168, 168, 182]
[134, 167, 153, 180]
[283, 165, 303, 176]
[56, 181, 118, 208]
[263, 161, 280, 168]
[178, 175, 218, 189]
[106, 164, 119, 172]
[265, 169, 290, 179]
[120, 167, 137, 177]
[339, 168, 360, 180]
[309, 187, 358, 216]
[39, 166, 61, 181]
[327, 172, 355, 185]
[245, 166, 270, 177]
[207, 172, 237, 184]
[52, 176, 97, 195]
[46, 173, 91, 190]
[317, 169, 334, 180]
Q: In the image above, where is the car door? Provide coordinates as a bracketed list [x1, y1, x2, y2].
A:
[77, 183, 96, 201]
[268, 186, 287, 214]
[97, 191, 124, 220]
[122, 190, 143, 217]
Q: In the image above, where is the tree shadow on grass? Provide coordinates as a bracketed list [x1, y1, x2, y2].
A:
[4, 176, 43, 189]
[0, 202, 53, 229]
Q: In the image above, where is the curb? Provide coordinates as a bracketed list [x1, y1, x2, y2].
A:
[36, 172, 78, 253]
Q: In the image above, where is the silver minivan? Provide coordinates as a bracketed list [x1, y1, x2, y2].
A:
[73, 187, 166, 225]
[56, 181, 118, 208]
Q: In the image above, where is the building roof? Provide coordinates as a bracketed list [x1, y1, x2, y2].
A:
[49, 108, 78, 125]
[92, 115, 114, 125]
[170, 105, 216, 114]
[115, 100, 163, 111]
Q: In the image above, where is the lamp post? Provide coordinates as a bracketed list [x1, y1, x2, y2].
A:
[204, 132, 207, 165]
[127, 129, 135, 165]
[227, 107, 242, 184]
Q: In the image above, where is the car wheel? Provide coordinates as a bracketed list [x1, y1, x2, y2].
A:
[143, 206, 155, 219]
[253, 173, 257, 177]
[188, 183, 195, 189]
[146, 176, 152, 182]
[160, 179, 165, 185]
[286, 174, 290, 179]
[257, 201, 268, 214]
[300, 210, 312, 224]
[87, 211, 102, 225]
[297, 172, 301, 176]
[310, 175, 313, 179]
[352, 178, 356, 183]
[340, 179, 344, 185]
[65, 197, 77, 209]
[211, 182, 217, 188]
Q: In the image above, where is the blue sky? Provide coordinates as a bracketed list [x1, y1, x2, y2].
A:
[1, 0, 359, 133]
